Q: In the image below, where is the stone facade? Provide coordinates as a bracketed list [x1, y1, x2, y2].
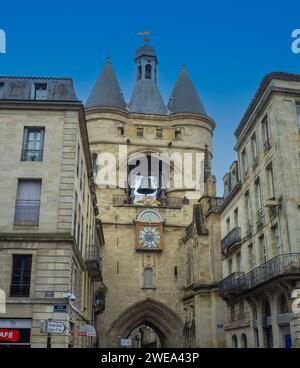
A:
[86, 43, 225, 348]
[0, 82, 104, 348]
[218, 73, 300, 348]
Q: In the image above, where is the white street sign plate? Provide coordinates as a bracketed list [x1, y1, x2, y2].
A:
[47, 321, 66, 334]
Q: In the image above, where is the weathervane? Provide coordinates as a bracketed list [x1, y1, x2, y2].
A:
[137, 31, 150, 44]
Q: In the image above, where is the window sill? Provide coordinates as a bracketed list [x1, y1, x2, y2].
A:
[141, 287, 156, 290]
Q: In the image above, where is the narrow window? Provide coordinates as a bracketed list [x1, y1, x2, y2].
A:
[76, 144, 80, 177]
[10, 255, 32, 297]
[259, 234, 267, 264]
[15, 179, 41, 226]
[251, 133, 258, 165]
[273, 224, 281, 255]
[248, 244, 255, 270]
[145, 64, 152, 79]
[266, 164, 275, 199]
[241, 148, 248, 177]
[21, 127, 44, 161]
[236, 252, 241, 273]
[228, 258, 233, 275]
[34, 83, 47, 100]
[234, 208, 239, 227]
[92, 153, 98, 177]
[226, 217, 230, 233]
[262, 115, 271, 151]
[137, 65, 142, 81]
[143, 268, 153, 288]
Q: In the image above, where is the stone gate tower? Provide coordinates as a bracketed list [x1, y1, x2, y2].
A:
[85, 43, 218, 347]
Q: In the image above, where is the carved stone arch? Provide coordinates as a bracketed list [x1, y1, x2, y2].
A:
[106, 298, 183, 347]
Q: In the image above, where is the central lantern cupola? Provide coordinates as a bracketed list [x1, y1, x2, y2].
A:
[128, 43, 168, 115]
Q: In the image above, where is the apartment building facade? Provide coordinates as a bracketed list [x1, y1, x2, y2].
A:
[218, 73, 300, 348]
[0, 77, 105, 348]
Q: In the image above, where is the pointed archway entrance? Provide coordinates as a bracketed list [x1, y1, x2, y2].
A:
[106, 298, 184, 348]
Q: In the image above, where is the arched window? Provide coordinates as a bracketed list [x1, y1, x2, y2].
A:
[145, 64, 152, 79]
[138, 210, 162, 222]
[232, 335, 238, 348]
[279, 294, 289, 314]
[137, 65, 142, 80]
[144, 268, 153, 288]
[241, 333, 247, 348]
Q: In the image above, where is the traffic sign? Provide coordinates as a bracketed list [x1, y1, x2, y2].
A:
[47, 321, 66, 334]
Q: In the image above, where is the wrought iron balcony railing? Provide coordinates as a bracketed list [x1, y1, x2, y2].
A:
[14, 200, 40, 226]
[219, 253, 300, 296]
[207, 197, 223, 213]
[10, 284, 30, 297]
[21, 149, 43, 161]
[221, 227, 242, 254]
[85, 245, 102, 281]
[219, 272, 245, 295]
[112, 194, 183, 209]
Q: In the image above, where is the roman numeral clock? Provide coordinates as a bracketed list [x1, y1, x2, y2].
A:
[134, 210, 164, 252]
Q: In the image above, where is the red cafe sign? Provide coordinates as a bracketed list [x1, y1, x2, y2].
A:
[0, 329, 20, 342]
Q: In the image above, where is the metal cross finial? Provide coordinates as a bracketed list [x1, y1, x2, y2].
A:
[137, 31, 150, 44]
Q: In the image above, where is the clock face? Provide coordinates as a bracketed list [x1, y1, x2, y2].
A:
[139, 226, 161, 249]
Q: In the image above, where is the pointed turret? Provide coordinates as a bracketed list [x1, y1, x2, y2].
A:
[128, 44, 167, 115]
[86, 57, 126, 109]
[168, 65, 207, 116]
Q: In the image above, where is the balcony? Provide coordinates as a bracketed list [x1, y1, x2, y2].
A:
[85, 245, 102, 281]
[14, 200, 40, 226]
[21, 149, 43, 161]
[219, 253, 300, 297]
[10, 284, 30, 297]
[207, 197, 223, 213]
[112, 194, 182, 209]
[221, 227, 242, 254]
[256, 208, 264, 230]
[219, 272, 245, 296]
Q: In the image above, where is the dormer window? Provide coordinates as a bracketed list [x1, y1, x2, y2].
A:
[0, 82, 4, 98]
[145, 64, 152, 79]
[34, 83, 47, 100]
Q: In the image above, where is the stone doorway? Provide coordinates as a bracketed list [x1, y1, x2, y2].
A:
[106, 298, 183, 348]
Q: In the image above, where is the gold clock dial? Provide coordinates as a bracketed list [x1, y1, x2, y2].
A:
[139, 226, 161, 249]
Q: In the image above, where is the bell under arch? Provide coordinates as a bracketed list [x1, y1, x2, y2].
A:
[106, 298, 183, 348]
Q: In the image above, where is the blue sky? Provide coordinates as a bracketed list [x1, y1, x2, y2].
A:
[1, 0, 299, 194]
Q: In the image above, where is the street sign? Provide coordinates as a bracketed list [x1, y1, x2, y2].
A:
[53, 305, 67, 313]
[47, 321, 66, 334]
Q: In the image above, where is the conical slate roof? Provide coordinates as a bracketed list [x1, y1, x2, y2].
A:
[86, 58, 126, 109]
[167, 65, 207, 115]
[129, 80, 167, 115]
